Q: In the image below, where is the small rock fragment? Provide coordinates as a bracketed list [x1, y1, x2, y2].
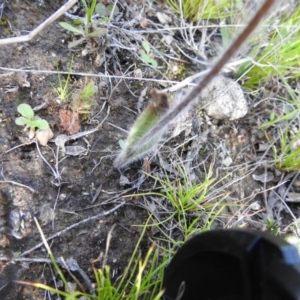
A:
[36, 128, 54, 146]
[64, 145, 86, 156]
[222, 156, 233, 167]
[8, 210, 20, 231]
[120, 175, 130, 186]
[252, 172, 274, 183]
[201, 76, 248, 120]
[39, 204, 55, 225]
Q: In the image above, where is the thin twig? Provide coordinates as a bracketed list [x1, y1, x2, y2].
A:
[4, 139, 35, 154]
[19, 201, 125, 257]
[52, 185, 61, 230]
[109, 0, 119, 21]
[0, 167, 36, 193]
[0, 0, 78, 46]
[35, 141, 61, 185]
[0, 66, 183, 85]
[102, 224, 116, 268]
[91, 183, 102, 203]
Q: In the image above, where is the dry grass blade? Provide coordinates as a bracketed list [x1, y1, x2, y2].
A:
[19, 201, 125, 257]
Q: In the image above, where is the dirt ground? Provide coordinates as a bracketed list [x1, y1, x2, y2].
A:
[0, 1, 154, 298]
[0, 0, 299, 299]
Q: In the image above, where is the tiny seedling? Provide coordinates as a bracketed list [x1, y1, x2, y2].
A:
[71, 80, 97, 114]
[59, 0, 107, 48]
[15, 103, 49, 130]
[141, 41, 158, 67]
[52, 59, 73, 102]
[15, 103, 52, 144]
[266, 218, 280, 236]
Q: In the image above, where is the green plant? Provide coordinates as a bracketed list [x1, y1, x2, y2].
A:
[272, 127, 300, 172]
[71, 80, 96, 114]
[266, 218, 279, 236]
[15, 103, 49, 130]
[52, 59, 73, 102]
[114, 90, 169, 168]
[16, 218, 166, 300]
[256, 80, 300, 172]
[257, 77, 300, 131]
[59, 0, 107, 48]
[141, 41, 158, 67]
[167, 0, 235, 22]
[156, 164, 214, 213]
[95, 2, 119, 20]
[236, 3, 300, 89]
[148, 165, 227, 237]
[126, 161, 230, 247]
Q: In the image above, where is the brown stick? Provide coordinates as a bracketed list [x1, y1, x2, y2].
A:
[133, 0, 275, 153]
[19, 201, 125, 257]
[0, 0, 77, 46]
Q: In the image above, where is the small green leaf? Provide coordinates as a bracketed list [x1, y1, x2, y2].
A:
[119, 139, 126, 149]
[17, 103, 34, 119]
[15, 116, 28, 126]
[149, 58, 158, 67]
[141, 53, 151, 62]
[35, 119, 49, 130]
[221, 27, 230, 49]
[107, 5, 119, 16]
[95, 3, 107, 17]
[87, 28, 107, 37]
[32, 115, 41, 121]
[141, 53, 158, 67]
[89, 0, 98, 21]
[81, 0, 88, 11]
[26, 119, 48, 129]
[26, 119, 38, 128]
[59, 22, 84, 35]
[71, 19, 82, 26]
[142, 41, 151, 54]
[68, 38, 85, 49]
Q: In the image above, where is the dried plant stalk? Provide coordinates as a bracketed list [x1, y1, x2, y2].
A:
[0, 0, 77, 46]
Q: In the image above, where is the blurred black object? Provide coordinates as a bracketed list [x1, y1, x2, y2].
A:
[163, 229, 300, 300]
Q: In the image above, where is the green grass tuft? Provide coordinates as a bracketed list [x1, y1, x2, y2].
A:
[236, 3, 300, 89]
[167, 0, 237, 22]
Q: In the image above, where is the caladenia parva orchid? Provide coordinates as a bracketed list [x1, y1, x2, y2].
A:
[114, 0, 275, 168]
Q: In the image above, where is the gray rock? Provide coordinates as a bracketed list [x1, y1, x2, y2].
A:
[201, 76, 248, 120]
